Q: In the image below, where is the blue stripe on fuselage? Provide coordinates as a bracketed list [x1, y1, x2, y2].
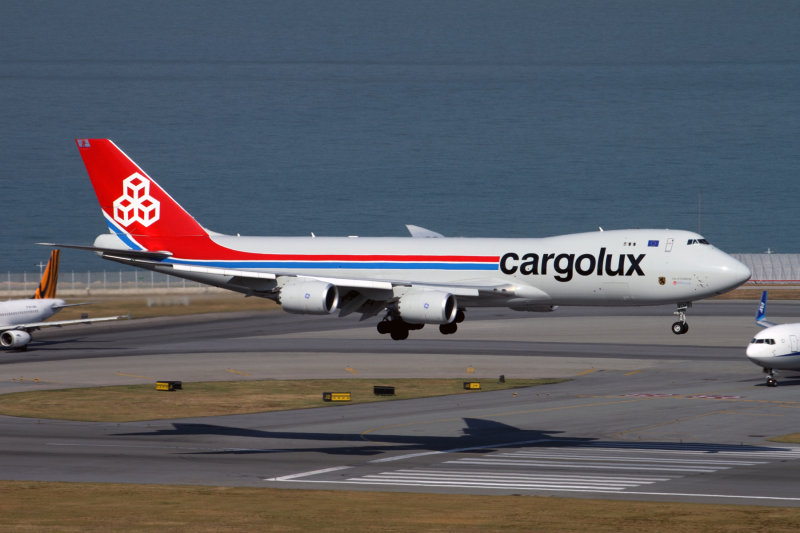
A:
[104, 218, 143, 251]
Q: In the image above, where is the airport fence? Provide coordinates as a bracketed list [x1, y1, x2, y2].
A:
[732, 254, 800, 284]
[1, 269, 210, 297]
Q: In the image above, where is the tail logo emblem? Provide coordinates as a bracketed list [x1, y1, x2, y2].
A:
[113, 173, 161, 227]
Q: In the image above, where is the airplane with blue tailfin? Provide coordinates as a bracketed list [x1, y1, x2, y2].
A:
[746, 291, 800, 386]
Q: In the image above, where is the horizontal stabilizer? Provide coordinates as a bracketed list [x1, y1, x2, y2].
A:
[50, 302, 91, 310]
[38, 243, 172, 261]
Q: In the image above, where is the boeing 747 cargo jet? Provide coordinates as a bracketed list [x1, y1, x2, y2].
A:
[1, 250, 126, 350]
[44, 139, 750, 340]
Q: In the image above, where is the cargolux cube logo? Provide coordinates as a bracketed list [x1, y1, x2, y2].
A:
[113, 173, 160, 227]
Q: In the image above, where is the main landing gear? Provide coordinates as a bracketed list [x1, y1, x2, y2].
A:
[376, 318, 423, 340]
[764, 368, 778, 387]
[377, 309, 466, 340]
[671, 302, 691, 335]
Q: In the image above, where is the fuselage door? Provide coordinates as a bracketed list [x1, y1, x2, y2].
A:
[665, 238, 674, 252]
[790, 335, 799, 354]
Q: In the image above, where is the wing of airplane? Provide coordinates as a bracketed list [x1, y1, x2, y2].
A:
[6, 315, 128, 332]
[1, 315, 128, 351]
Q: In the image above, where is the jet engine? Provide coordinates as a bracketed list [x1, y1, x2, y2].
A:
[278, 280, 339, 315]
[0, 330, 32, 349]
[397, 291, 457, 324]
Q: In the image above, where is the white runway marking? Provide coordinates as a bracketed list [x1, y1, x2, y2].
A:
[269, 443, 800, 500]
[266, 466, 351, 482]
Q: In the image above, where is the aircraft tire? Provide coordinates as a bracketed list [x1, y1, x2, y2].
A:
[671, 321, 687, 335]
[390, 325, 409, 340]
[439, 322, 458, 335]
[390, 329, 409, 340]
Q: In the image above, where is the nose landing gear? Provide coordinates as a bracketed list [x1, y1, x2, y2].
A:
[671, 302, 691, 335]
[765, 368, 778, 387]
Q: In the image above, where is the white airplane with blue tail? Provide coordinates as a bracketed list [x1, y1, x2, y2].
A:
[746, 291, 800, 386]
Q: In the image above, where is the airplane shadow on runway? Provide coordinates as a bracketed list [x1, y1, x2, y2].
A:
[114, 418, 591, 456]
[113, 417, 788, 457]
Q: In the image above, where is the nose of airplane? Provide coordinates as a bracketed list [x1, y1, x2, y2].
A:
[713, 254, 751, 294]
[745, 343, 758, 358]
[745, 343, 770, 368]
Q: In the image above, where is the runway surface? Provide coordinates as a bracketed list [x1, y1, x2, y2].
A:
[2, 300, 800, 506]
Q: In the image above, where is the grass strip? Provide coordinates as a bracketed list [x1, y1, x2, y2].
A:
[0, 378, 562, 422]
[769, 433, 800, 444]
[2, 481, 800, 532]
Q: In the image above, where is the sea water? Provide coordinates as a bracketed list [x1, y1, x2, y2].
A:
[1, 0, 798, 272]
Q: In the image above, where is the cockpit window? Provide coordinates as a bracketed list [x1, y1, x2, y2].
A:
[686, 239, 710, 245]
[751, 338, 776, 345]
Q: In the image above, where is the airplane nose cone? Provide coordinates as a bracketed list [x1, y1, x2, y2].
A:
[730, 259, 752, 285]
[714, 256, 751, 294]
[745, 345, 769, 368]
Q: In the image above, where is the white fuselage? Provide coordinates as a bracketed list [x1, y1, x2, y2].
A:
[135, 228, 750, 307]
[0, 298, 64, 327]
[747, 323, 800, 371]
